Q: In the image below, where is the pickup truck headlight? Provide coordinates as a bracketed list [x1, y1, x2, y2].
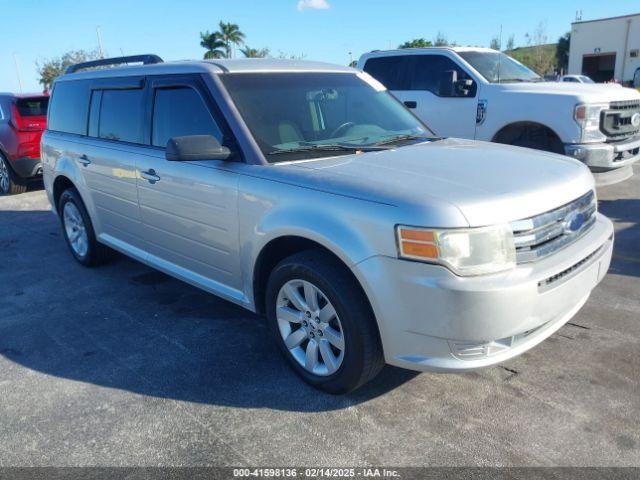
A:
[396, 224, 516, 276]
[574, 103, 608, 143]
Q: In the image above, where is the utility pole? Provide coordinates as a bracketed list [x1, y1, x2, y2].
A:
[12, 53, 23, 93]
[96, 26, 105, 58]
[348, 51, 353, 65]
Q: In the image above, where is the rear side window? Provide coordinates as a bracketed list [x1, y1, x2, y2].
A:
[362, 56, 407, 90]
[48, 81, 91, 135]
[98, 89, 144, 144]
[152, 87, 222, 147]
[16, 97, 49, 116]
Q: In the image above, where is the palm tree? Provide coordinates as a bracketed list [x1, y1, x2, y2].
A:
[216, 21, 245, 58]
[240, 46, 270, 58]
[199, 31, 226, 59]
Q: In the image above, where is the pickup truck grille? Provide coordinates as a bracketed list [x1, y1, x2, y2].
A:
[601, 100, 640, 140]
[510, 190, 596, 263]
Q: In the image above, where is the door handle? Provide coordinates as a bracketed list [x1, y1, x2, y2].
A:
[404, 101, 417, 109]
[78, 154, 91, 166]
[140, 169, 161, 184]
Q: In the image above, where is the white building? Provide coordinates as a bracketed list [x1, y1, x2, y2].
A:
[569, 13, 640, 85]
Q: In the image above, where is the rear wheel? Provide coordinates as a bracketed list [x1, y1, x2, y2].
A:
[58, 188, 111, 267]
[266, 250, 384, 394]
[0, 154, 27, 195]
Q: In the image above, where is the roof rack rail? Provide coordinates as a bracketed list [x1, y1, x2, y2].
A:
[65, 54, 164, 74]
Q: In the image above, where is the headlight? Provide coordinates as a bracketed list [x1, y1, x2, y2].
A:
[396, 224, 516, 276]
[574, 103, 608, 143]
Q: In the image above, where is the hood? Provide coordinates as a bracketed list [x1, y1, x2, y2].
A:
[491, 82, 640, 103]
[271, 138, 594, 227]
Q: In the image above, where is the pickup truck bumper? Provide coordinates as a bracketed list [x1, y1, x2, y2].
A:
[564, 135, 640, 170]
[353, 213, 613, 373]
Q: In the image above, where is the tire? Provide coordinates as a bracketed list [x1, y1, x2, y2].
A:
[0, 154, 27, 195]
[58, 188, 111, 267]
[266, 250, 384, 394]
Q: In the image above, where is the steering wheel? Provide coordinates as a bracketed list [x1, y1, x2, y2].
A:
[329, 122, 355, 139]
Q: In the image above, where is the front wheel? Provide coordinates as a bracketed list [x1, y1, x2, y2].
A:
[266, 250, 384, 394]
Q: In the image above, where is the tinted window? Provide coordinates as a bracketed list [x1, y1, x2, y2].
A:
[48, 81, 91, 135]
[363, 56, 407, 90]
[152, 87, 221, 147]
[563, 77, 578, 82]
[406, 55, 476, 96]
[98, 89, 144, 143]
[16, 97, 49, 116]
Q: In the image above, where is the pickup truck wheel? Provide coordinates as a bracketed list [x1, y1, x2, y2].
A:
[0, 154, 27, 195]
[58, 188, 111, 267]
[266, 250, 384, 394]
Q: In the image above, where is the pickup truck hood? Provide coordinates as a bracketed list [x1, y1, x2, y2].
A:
[492, 82, 640, 103]
[275, 138, 594, 227]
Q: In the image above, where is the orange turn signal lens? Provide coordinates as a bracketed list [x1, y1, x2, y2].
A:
[397, 227, 439, 260]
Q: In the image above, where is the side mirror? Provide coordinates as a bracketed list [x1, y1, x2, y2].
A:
[165, 135, 233, 161]
[454, 78, 475, 97]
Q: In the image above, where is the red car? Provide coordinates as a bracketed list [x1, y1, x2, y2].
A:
[0, 92, 49, 194]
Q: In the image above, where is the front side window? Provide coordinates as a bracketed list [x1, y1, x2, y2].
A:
[221, 72, 434, 162]
[459, 51, 542, 83]
[98, 89, 144, 143]
[406, 55, 476, 96]
[152, 87, 222, 148]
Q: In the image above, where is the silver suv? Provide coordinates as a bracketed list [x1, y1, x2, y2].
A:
[42, 55, 614, 393]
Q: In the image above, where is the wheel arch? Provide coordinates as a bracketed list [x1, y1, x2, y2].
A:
[491, 121, 564, 153]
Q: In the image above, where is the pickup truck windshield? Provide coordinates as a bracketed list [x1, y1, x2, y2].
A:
[221, 72, 434, 162]
[459, 51, 542, 84]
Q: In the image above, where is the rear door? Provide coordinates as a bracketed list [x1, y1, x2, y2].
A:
[81, 77, 148, 252]
[135, 75, 243, 295]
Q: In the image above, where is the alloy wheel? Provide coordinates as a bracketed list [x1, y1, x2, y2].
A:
[63, 202, 89, 258]
[0, 158, 9, 194]
[276, 279, 345, 376]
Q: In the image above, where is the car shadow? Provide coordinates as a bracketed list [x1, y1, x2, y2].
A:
[598, 198, 640, 278]
[0, 209, 419, 412]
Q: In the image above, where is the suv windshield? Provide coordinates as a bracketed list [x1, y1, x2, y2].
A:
[458, 51, 542, 84]
[221, 72, 434, 162]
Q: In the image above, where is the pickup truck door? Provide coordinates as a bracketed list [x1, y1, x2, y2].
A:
[390, 54, 479, 139]
[135, 75, 244, 300]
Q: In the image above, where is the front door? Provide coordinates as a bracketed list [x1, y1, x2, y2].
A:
[135, 75, 243, 298]
[391, 54, 479, 139]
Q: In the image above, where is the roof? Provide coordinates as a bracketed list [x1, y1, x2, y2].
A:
[572, 12, 640, 25]
[0, 92, 49, 99]
[57, 58, 356, 82]
[363, 46, 496, 57]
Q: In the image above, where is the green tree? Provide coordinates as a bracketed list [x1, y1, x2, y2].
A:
[489, 36, 501, 51]
[506, 34, 515, 51]
[433, 32, 448, 46]
[36, 49, 101, 90]
[240, 46, 270, 58]
[217, 21, 245, 58]
[200, 31, 226, 59]
[556, 32, 571, 73]
[398, 38, 433, 49]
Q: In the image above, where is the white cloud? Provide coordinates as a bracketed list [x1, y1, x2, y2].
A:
[297, 0, 331, 11]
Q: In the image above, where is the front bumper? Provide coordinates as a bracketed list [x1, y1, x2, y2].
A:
[353, 213, 614, 373]
[11, 156, 43, 179]
[564, 136, 640, 170]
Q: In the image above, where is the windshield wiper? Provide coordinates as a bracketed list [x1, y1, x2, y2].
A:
[373, 134, 432, 146]
[267, 144, 388, 156]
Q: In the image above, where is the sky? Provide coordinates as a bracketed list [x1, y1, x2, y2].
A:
[1, 0, 637, 93]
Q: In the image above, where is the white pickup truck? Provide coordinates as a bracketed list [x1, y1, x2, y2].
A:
[358, 47, 640, 183]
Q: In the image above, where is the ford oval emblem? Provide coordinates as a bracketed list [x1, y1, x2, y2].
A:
[564, 211, 585, 234]
[632, 112, 640, 128]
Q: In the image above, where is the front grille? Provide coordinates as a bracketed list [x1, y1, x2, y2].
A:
[510, 190, 596, 263]
[538, 245, 602, 291]
[601, 100, 640, 140]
